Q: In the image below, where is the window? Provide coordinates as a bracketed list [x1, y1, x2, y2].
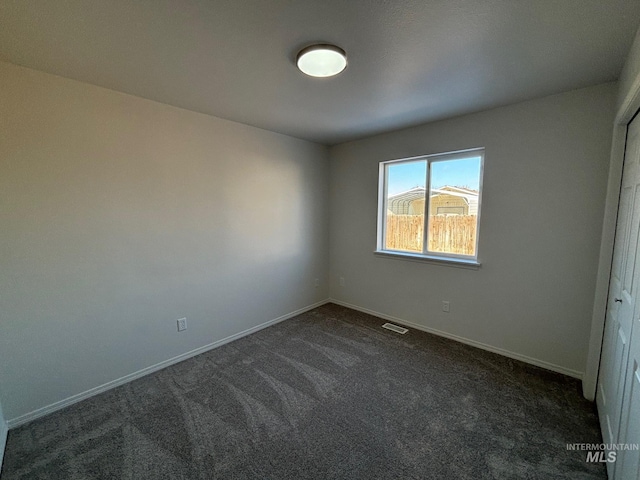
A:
[377, 148, 484, 264]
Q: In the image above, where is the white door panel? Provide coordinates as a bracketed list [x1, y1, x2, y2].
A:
[598, 112, 640, 480]
[615, 349, 640, 478]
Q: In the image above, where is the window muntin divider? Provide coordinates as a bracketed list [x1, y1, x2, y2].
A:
[422, 160, 430, 255]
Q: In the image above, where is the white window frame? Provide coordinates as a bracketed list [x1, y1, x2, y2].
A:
[375, 148, 484, 267]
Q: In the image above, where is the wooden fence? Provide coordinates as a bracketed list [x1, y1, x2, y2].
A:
[385, 214, 477, 255]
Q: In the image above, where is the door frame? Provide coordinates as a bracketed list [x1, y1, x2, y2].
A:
[585, 40, 640, 400]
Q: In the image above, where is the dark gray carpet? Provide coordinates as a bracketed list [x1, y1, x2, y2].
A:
[1, 303, 605, 479]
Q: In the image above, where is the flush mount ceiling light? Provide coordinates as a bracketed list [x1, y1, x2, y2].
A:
[296, 44, 347, 78]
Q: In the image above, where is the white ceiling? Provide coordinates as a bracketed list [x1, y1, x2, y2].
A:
[1, 0, 639, 145]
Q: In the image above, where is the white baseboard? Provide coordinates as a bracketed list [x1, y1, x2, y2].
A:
[7, 299, 330, 428]
[329, 299, 584, 380]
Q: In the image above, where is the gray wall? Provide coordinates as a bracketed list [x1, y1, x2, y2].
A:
[0, 58, 620, 423]
[0, 62, 330, 421]
[329, 83, 617, 375]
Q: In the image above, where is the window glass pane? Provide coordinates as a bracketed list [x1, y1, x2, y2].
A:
[427, 156, 481, 256]
[384, 160, 426, 253]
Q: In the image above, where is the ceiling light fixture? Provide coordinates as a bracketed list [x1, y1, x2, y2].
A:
[296, 44, 347, 78]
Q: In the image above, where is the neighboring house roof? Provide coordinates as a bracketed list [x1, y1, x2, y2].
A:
[388, 187, 426, 202]
[438, 186, 479, 195]
[388, 186, 479, 215]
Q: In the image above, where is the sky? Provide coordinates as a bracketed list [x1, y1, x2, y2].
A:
[387, 157, 482, 196]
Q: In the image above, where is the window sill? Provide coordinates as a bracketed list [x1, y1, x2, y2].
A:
[373, 250, 481, 270]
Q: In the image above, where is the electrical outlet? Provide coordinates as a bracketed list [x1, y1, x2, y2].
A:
[339, 277, 346, 287]
[315, 278, 320, 287]
[177, 317, 187, 332]
[442, 301, 450, 313]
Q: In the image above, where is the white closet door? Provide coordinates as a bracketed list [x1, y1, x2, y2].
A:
[613, 114, 640, 480]
[598, 112, 640, 479]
